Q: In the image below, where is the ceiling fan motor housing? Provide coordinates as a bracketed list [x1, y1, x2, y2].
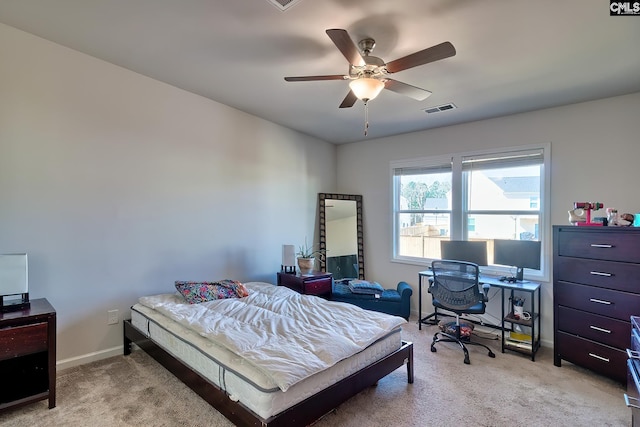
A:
[358, 38, 376, 55]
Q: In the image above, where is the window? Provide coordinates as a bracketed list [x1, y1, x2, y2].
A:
[391, 144, 549, 279]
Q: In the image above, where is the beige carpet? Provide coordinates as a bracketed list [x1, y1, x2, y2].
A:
[0, 319, 630, 427]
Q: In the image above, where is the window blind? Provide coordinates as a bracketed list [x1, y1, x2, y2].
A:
[462, 148, 544, 171]
[393, 162, 452, 176]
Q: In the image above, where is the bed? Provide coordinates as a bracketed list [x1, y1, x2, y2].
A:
[123, 281, 414, 427]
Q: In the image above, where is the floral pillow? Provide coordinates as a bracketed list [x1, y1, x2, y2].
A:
[175, 279, 249, 304]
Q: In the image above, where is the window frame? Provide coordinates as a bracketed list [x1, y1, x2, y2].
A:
[390, 143, 551, 282]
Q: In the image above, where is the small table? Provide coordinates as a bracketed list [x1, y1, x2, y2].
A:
[277, 271, 333, 297]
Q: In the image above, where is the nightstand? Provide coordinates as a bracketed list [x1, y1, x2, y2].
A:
[0, 298, 56, 412]
[277, 272, 333, 297]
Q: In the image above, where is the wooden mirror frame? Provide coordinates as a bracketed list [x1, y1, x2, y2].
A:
[318, 193, 364, 280]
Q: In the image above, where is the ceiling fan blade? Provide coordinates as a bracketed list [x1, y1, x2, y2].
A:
[384, 79, 432, 101]
[284, 75, 347, 82]
[326, 29, 366, 66]
[339, 90, 358, 108]
[385, 41, 456, 74]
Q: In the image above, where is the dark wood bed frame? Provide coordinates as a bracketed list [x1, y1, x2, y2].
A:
[123, 320, 413, 427]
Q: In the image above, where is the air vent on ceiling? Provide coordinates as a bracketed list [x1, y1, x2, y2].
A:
[423, 103, 457, 114]
[266, 0, 304, 11]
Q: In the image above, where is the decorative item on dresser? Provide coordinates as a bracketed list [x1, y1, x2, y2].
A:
[553, 226, 640, 383]
[277, 271, 333, 297]
[0, 298, 56, 412]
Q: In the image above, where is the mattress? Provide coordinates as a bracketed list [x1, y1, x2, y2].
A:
[130, 292, 403, 419]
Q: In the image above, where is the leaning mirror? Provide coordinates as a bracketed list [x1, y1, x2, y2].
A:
[318, 193, 364, 280]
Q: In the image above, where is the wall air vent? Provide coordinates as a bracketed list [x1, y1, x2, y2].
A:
[423, 103, 457, 114]
[266, 0, 304, 11]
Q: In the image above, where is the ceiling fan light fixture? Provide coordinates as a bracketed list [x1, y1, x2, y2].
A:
[349, 78, 384, 101]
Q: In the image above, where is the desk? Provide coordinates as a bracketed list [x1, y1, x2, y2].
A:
[418, 270, 541, 361]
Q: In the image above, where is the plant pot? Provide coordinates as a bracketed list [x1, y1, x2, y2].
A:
[297, 257, 315, 275]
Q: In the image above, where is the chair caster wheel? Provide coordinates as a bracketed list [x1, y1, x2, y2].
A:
[464, 357, 470, 365]
[488, 351, 496, 358]
[430, 346, 437, 353]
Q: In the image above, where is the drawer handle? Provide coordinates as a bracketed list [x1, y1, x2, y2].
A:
[628, 349, 640, 360]
[589, 298, 612, 305]
[589, 325, 611, 334]
[590, 244, 613, 248]
[588, 353, 610, 362]
[589, 271, 612, 277]
[624, 394, 640, 410]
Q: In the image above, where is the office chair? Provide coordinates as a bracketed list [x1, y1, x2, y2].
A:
[429, 260, 496, 364]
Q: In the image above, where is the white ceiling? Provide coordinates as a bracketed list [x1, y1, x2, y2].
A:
[1, 1, 639, 144]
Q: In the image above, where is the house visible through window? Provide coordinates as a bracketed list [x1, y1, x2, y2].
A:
[391, 144, 549, 279]
[530, 196, 539, 209]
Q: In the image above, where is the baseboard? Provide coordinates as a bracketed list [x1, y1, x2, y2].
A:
[56, 345, 123, 371]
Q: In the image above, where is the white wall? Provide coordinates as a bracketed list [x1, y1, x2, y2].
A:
[0, 23, 336, 368]
[337, 91, 640, 347]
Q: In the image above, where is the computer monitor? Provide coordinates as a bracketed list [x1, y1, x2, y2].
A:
[493, 239, 541, 282]
[440, 240, 488, 266]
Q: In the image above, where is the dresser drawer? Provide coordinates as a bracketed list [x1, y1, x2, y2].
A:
[303, 277, 332, 296]
[0, 322, 48, 361]
[557, 331, 627, 382]
[557, 306, 630, 349]
[555, 281, 640, 321]
[557, 230, 640, 263]
[555, 256, 640, 293]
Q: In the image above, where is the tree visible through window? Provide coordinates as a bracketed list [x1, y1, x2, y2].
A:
[401, 180, 451, 226]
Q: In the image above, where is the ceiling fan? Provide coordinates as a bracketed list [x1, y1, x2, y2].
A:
[284, 29, 456, 109]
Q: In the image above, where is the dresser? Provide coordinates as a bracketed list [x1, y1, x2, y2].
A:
[277, 272, 332, 297]
[553, 226, 640, 383]
[0, 298, 56, 412]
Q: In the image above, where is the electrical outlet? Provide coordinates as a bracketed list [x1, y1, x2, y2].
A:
[107, 309, 119, 325]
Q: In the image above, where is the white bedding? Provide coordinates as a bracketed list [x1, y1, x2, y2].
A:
[137, 281, 406, 392]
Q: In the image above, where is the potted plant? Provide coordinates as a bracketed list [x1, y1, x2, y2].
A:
[296, 238, 325, 275]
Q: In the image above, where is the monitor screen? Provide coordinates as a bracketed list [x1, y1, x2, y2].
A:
[440, 240, 488, 266]
[493, 239, 541, 281]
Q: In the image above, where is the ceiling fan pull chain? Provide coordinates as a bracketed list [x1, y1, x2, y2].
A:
[364, 101, 369, 136]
